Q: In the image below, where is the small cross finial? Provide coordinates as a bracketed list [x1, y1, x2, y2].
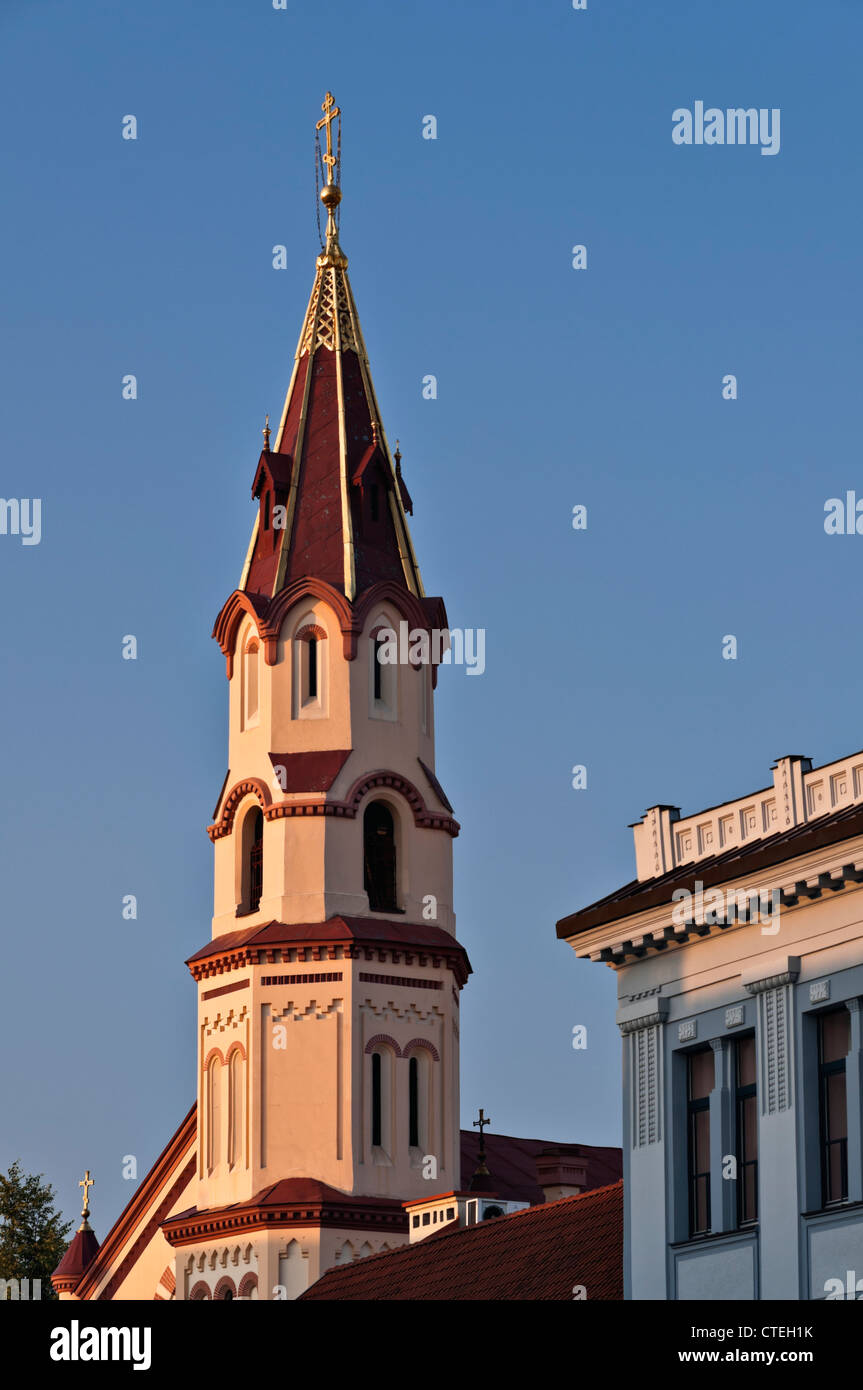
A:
[394, 439, 402, 474]
[473, 1108, 491, 1142]
[316, 92, 341, 187]
[78, 1170, 94, 1230]
[263, 414, 270, 450]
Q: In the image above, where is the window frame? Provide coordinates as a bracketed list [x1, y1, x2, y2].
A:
[734, 1034, 758, 1228]
[687, 1048, 714, 1238]
[818, 1008, 850, 1207]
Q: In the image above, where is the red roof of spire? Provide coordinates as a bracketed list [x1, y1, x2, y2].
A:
[240, 212, 424, 607]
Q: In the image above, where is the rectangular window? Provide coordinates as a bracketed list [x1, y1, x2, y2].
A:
[688, 1049, 714, 1237]
[735, 1035, 758, 1226]
[819, 1009, 850, 1206]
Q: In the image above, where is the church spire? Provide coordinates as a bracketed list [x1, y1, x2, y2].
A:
[240, 92, 423, 605]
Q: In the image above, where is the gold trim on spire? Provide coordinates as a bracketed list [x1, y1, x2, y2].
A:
[243, 91, 427, 601]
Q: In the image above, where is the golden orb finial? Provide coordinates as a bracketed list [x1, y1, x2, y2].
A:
[316, 92, 344, 262]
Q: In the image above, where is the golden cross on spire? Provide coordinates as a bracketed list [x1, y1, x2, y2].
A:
[78, 1170, 94, 1230]
[316, 92, 340, 186]
[79, 1170, 93, 1212]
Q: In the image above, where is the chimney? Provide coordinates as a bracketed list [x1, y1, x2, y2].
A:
[535, 1148, 588, 1203]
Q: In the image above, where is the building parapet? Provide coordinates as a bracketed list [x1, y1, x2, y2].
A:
[632, 749, 863, 881]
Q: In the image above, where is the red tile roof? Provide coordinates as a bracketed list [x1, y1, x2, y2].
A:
[300, 1180, 623, 1301]
[186, 915, 470, 965]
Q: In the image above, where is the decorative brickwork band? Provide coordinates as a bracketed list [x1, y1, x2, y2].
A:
[208, 779, 273, 841]
[365, 1034, 401, 1055]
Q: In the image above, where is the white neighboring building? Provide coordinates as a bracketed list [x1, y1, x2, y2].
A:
[557, 749, 863, 1301]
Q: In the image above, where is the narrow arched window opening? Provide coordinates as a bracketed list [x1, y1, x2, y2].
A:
[308, 637, 318, 700]
[373, 636, 384, 701]
[207, 1058, 222, 1173]
[371, 1052, 382, 1148]
[244, 641, 259, 726]
[247, 808, 263, 913]
[364, 802, 397, 912]
[228, 1050, 244, 1169]
[409, 1056, 419, 1148]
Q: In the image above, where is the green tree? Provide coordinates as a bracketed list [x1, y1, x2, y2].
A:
[0, 1161, 72, 1299]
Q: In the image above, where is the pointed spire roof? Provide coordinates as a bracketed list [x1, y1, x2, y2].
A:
[240, 94, 423, 605]
[51, 1171, 101, 1296]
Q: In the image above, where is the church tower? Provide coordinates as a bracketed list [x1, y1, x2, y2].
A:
[163, 96, 470, 1300]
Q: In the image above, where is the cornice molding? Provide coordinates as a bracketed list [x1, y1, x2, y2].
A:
[742, 957, 801, 996]
[162, 1200, 408, 1247]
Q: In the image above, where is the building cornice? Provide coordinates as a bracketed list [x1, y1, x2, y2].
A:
[162, 1199, 408, 1248]
[560, 838, 863, 968]
[186, 918, 471, 988]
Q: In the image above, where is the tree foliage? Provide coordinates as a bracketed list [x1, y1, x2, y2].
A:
[0, 1160, 72, 1298]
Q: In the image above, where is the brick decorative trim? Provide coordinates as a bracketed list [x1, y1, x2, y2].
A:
[208, 779, 273, 841]
[403, 1037, 440, 1061]
[365, 1033, 401, 1055]
[213, 579, 447, 674]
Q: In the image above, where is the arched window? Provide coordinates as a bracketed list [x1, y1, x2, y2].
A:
[369, 619, 397, 719]
[292, 620, 327, 718]
[371, 1052, 382, 1148]
[364, 802, 397, 912]
[368, 1044, 394, 1159]
[240, 807, 263, 914]
[244, 641, 259, 727]
[409, 1055, 419, 1149]
[228, 1050, 244, 1169]
[207, 1057, 222, 1173]
[308, 637, 318, 700]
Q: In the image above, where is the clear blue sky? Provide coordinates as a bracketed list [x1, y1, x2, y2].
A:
[2, 0, 862, 1235]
